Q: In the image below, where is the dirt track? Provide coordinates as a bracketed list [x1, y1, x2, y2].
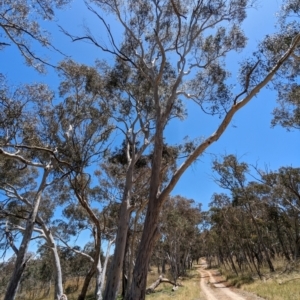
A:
[197, 260, 265, 300]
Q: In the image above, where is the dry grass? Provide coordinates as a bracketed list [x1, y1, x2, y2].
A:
[11, 278, 95, 300]
[243, 277, 300, 300]
[145, 268, 201, 300]
[7, 268, 200, 300]
[220, 259, 300, 300]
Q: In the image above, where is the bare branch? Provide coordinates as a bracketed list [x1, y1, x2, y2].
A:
[233, 60, 261, 104]
[56, 235, 94, 263]
[0, 148, 44, 168]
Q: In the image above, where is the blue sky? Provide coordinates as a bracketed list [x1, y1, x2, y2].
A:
[1, 0, 299, 215]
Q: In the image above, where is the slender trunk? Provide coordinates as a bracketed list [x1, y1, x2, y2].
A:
[51, 245, 64, 300]
[78, 224, 101, 300]
[229, 254, 238, 276]
[97, 238, 114, 298]
[103, 149, 135, 300]
[294, 237, 300, 261]
[103, 199, 131, 299]
[73, 179, 102, 300]
[95, 257, 103, 300]
[122, 231, 130, 299]
[248, 247, 261, 278]
[78, 266, 96, 300]
[94, 238, 115, 300]
[247, 204, 275, 272]
[294, 214, 300, 260]
[4, 169, 49, 300]
[275, 221, 290, 261]
[162, 258, 166, 274]
[37, 215, 64, 300]
[125, 205, 145, 299]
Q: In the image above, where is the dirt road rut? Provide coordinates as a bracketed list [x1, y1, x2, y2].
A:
[197, 260, 265, 300]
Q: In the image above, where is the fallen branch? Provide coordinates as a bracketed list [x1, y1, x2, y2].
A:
[146, 275, 182, 294]
[278, 277, 300, 285]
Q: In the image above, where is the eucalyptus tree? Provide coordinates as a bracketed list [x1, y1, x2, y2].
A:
[159, 196, 201, 282]
[0, 78, 68, 300]
[35, 59, 114, 300]
[62, 0, 300, 298]
[212, 155, 276, 272]
[0, 187, 66, 300]
[97, 140, 153, 298]
[208, 191, 267, 276]
[208, 193, 242, 275]
[56, 203, 115, 300]
[262, 167, 300, 260]
[272, 82, 300, 130]
[207, 163, 300, 276]
[81, 54, 158, 300]
[0, 58, 114, 299]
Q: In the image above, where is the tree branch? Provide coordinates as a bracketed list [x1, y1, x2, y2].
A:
[160, 33, 300, 201]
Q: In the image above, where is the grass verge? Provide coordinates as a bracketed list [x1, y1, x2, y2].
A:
[220, 260, 300, 300]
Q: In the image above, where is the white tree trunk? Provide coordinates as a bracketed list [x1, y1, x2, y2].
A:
[95, 238, 115, 300]
[4, 169, 49, 300]
[95, 257, 103, 300]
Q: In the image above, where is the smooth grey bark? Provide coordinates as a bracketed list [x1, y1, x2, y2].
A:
[4, 168, 50, 300]
[51, 245, 64, 300]
[95, 256, 103, 300]
[95, 238, 114, 300]
[103, 194, 132, 299]
[37, 216, 64, 300]
[125, 204, 146, 299]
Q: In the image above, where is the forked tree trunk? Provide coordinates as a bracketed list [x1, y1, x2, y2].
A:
[95, 238, 114, 300]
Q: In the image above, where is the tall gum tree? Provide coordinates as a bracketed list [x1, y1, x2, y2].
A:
[63, 0, 300, 298]
[33, 59, 114, 300]
[0, 80, 68, 300]
[0, 58, 113, 300]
